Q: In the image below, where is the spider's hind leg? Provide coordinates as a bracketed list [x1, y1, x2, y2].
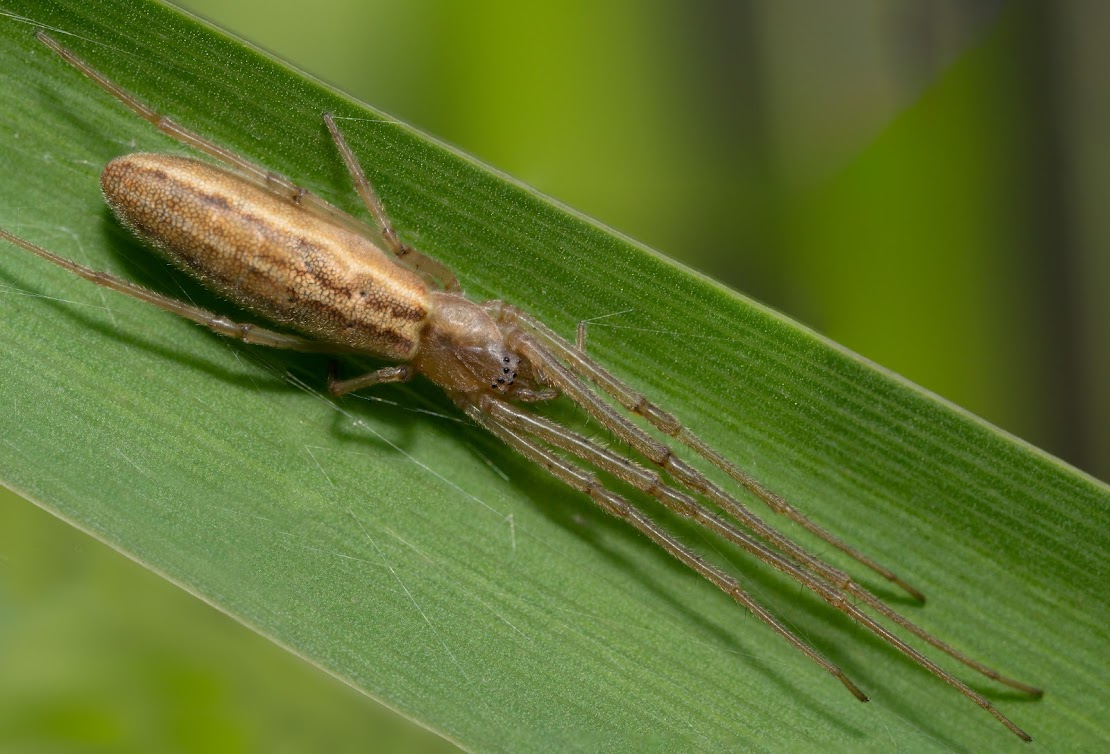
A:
[38, 33, 317, 205]
[0, 228, 334, 353]
[35, 32, 430, 277]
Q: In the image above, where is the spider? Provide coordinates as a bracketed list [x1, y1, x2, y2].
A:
[1, 31, 1041, 741]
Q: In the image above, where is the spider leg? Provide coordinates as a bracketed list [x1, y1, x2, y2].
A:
[1, 229, 333, 352]
[37, 34, 341, 220]
[481, 396, 1038, 740]
[460, 398, 869, 704]
[329, 363, 414, 396]
[35, 33, 423, 279]
[323, 113, 460, 291]
[488, 300, 925, 602]
[493, 315, 1041, 698]
[483, 395, 1040, 691]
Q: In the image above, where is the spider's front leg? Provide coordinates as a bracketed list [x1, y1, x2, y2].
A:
[485, 299, 932, 601]
[457, 395, 870, 703]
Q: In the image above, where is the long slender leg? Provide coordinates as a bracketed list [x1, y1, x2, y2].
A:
[488, 300, 925, 602]
[322, 113, 460, 291]
[36, 33, 390, 260]
[37, 34, 324, 211]
[491, 317, 1042, 701]
[483, 395, 1040, 740]
[328, 363, 414, 396]
[496, 307, 922, 607]
[1, 229, 331, 352]
[461, 400, 869, 704]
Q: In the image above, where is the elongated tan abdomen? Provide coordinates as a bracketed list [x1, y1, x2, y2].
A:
[100, 153, 430, 360]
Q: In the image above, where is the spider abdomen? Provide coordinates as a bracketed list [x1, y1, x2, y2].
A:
[101, 153, 430, 360]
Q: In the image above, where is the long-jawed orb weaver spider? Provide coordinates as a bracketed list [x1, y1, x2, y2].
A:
[0, 31, 1042, 742]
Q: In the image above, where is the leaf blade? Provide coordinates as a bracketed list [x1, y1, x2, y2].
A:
[0, 1, 1106, 751]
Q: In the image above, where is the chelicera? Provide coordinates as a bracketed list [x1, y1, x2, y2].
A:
[0, 32, 1042, 741]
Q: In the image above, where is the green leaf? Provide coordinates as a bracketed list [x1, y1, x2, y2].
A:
[1, 1, 1106, 752]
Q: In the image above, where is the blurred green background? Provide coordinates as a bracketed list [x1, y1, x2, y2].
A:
[2, 0, 1106, 751]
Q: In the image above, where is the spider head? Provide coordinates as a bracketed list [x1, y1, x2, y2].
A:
[431, 339, 542, 400]
[417, 293, 548, 400]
